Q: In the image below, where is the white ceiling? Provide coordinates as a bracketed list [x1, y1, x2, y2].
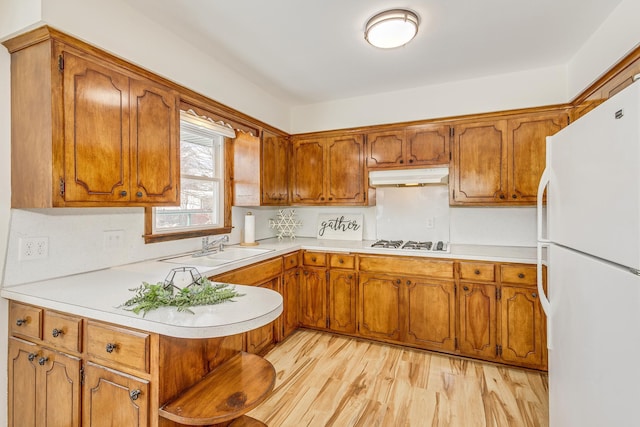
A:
[124, 0, 621, 106]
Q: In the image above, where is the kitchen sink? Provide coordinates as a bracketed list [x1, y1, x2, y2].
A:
[160, 246, 274, 268]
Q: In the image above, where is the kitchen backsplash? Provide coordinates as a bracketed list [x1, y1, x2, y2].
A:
[3, 192, 536, 285]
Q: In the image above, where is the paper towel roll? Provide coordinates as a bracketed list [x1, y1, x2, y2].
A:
[244, 212, 255, 244]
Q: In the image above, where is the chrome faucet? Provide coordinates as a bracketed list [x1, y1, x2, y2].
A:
[192, 235, 229, 257]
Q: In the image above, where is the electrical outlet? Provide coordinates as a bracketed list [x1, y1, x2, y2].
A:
[19, 237, 49, 261]
[103, 230, 125, 251]
[426, 217, 435, 229]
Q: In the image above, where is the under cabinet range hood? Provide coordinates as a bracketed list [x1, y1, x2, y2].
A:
[369, 167, 449, 187]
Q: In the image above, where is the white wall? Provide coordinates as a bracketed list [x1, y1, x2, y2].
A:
[290, 65, 568, 133]
[568, 0, 640, 99]
[38, 0, 291, 132]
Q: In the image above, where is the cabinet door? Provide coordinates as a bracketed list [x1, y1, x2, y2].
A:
[83, 362, 149, 427]
[62, 51, 130, 203]
[507, 113, 566, 203]
[39, 347, 82, 427]
[451, 120, 508, 204]
[291, 138, 325, 203]
[129, 79, 179, 204]
[499, 286, 545, 367]
[328, 270, 357, 334]
[458, 283, 498, 360]
[8, 338, 81, 427]
[246, 278, 278, 354]
[262, 130, 289, 205]
[405, 278, 456, 352]
[8, 338, 38, 427]
[299, 267, 327, 328]
[326, 135, 366, 204]
[282, 268, 300, 338]
[366, 130, 404, 168]
[405, 125, 450, 166]
[358, 273, 401, 341]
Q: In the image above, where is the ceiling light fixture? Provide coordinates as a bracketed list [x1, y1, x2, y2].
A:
[365, 9, 419, 49]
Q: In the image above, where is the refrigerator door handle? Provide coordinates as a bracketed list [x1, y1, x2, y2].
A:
[537, 166, 550, 243]
[537, 242, 552, 349]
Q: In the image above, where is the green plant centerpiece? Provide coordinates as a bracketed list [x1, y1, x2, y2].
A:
[120, 267, 244, 316]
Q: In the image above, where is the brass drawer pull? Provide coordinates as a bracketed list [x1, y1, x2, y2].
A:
[474, 269, 480, 275]
[518, 273, 525, 279]
[105, 343, 118, 353]
[52, 328, 64, 338]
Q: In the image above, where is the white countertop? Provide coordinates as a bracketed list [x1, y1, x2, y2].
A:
[1, 237, 540, 339]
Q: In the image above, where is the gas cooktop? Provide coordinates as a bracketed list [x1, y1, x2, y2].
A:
[370, 240, 450, 253]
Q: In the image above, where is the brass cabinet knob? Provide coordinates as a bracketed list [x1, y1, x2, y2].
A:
[463, 286, 469, 291]
[474, 269, 480, 275]
[129, 389, 141, 401]
[518, 273, 525, 279]
[120, 190, 127, 197]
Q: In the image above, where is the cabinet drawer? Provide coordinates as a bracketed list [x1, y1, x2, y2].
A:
[213, 257, 283, 285]
[359, 255, 454, 279]
[303, 251, 327, 267]
[43, 310, 82, 353]
[86, 321, 150, 373]
[459, 262, 496, 282]
[283, 252, 299, 270]
[501, 265, 537, 285]
[329, 253, 355, 269]
[9, 301, 42, 340]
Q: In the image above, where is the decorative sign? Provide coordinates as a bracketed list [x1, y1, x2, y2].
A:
[316, 214, 363, 240]
[269, 209, 303, 240]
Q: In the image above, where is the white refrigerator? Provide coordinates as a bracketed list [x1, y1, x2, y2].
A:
[537, 81, 640, 426]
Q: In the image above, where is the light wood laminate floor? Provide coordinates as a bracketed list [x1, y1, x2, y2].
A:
[248, 330, 548, 427]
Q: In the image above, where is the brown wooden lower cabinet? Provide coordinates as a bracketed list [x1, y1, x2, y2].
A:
[358, 273, 402, 341]
[299, 267, 327, 328]
[405, 278, 456, 352]
[458, 282, 498, 360]
[282, 267, 300, 338]
[358, 272, 456, 353]
[328, 269, 357, 334]
[246, 277, 279, 354]
[457, 263, 547, 369]
[211, 257, 284, 354]
[83, 362, 149, 427]
[499, 285, 545, 367]
[8, 337, 82, 427]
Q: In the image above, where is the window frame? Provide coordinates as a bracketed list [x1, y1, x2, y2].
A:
[143, 103, 236, 244]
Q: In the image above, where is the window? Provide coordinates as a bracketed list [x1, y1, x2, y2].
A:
[154, 120, 224, 232]
[144, 109, 234, 243]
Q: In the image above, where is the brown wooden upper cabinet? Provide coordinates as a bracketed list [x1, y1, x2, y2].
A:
[5, 28, 180, 208]
[290, 134, 367, 205]
[261, 130, 289, 205]
[366, 124, 450, 169]
[450, 110, 568, 205]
